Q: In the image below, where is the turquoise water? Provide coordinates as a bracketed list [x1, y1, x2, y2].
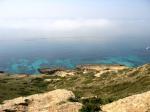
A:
[0, 39, 150, 74]
[4, 55, 149, 74]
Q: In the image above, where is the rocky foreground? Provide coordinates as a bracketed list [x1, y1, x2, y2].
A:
[0, 89, 82, 112]
[0, 89, 150, 112]
[0, 64, 150, 112]
[101, 91, 150, 112]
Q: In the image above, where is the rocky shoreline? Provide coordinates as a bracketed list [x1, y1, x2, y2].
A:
[37, 64, 129, 77]
[0, 64, 150, 112]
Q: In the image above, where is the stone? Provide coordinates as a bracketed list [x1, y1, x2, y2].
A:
[0, 89, 82, 112]
[101, 91, 150, 112]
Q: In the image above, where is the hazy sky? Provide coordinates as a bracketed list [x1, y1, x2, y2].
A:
[0, 0, 150, 44]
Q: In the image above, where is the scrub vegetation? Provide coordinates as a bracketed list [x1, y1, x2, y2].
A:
[0, 64, 150, 111]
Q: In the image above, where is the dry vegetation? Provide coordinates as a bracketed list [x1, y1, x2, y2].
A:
[0, 64, 150, 111]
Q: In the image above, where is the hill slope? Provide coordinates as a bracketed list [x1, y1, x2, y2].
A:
[0, 64, 150, 111]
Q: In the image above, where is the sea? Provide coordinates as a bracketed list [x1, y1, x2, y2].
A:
[0, 37, 150, 74]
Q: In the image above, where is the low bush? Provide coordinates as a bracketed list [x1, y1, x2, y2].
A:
[80, 97, 102, 112]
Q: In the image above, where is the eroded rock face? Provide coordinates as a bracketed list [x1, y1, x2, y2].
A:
[101, 91, 150, 112]
[0, 89, 82, 112]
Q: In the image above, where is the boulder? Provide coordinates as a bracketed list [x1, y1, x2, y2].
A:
[101, 91, 150, 112]
[0, 89, 82, 112]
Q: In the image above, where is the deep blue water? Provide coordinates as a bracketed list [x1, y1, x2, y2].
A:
[0, 38, 150, 74]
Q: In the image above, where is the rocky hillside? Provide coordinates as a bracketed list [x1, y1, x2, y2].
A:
[101, 91, 150, 112]
[1, 90, 150, 112]
[0, 64, 150, 112]
[0, 89, 82, 112]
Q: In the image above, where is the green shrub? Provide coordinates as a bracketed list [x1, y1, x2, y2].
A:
[68, 97, 79, 102]
[80, 97, 102, 112]
[80, 103, 100, 112]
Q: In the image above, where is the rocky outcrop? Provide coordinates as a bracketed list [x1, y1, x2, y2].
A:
[0, 89, 82, 112]
[38, 68, 66, 74]
[77, 64, 128, 77]
[38, 68, 75, 77]
[38, 64, 129, 77]
[53, 71, 75, 77]
[0, 71, 4, 73]
[101, 91, 150, 112]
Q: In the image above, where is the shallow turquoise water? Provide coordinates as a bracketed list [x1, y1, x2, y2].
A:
[0, 39, 150, 74]
[4, 55, 149, 74]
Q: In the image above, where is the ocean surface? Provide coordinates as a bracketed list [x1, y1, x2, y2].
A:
[0, 38, 150, 74]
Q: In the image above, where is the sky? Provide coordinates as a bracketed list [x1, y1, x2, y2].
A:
[0, 0, 150, 44]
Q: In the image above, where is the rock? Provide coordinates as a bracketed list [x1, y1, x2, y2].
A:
[38, 68, 65, 74]
[44, 78, 61, 82]
[38, 67, 75, 77]
[101, 91, 150, 112]
[0, 89, 82, 112]
[0, 71, 5, 73]
[14, 74, 30, 78]
[77, 64, 128, 77]
[94, 71, 109, 77]
[54, 71, 75, 77]
[57, 102, 82, 112]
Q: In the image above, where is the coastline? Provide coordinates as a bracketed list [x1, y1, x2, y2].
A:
[1, 63, 132, 75]
[0, 63, 150, 111]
